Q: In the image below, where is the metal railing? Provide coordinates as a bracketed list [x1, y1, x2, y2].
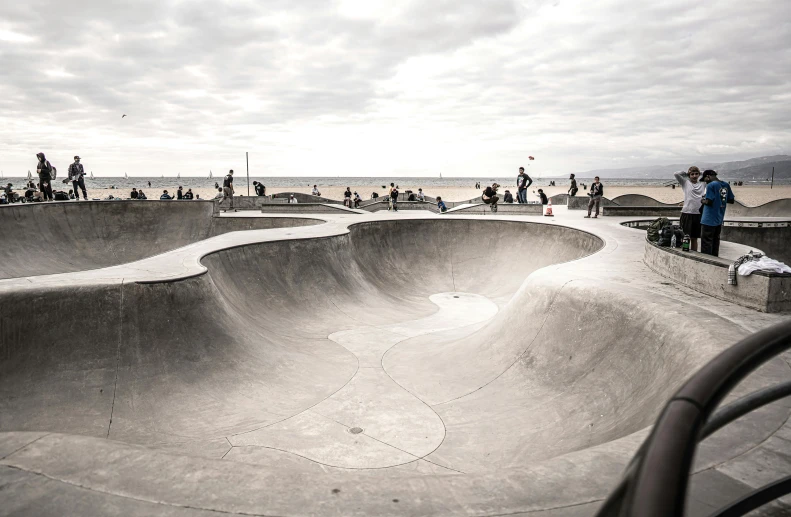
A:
[596, 318, 791, 517]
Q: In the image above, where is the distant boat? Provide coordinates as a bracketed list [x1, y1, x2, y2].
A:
[124, 172, 128, 180]
[161, 174, 164, 178]
[90, 171, 94, 180]
[439, 173, 442, 179]
[177, 172, 181, 179]
[208, 170, 213, 179]
[27, 170, 33, 180]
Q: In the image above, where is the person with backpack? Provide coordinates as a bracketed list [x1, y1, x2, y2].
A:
[222, 169, 235, 210]
[584, 176, 604, 218]
[568, 174, 578, 197]
[66, 155, 88, 200]
[674, 166, 705, 251]
[516, 167, 532, 203]
[35, 152, 55, 201]
[700, 169, 734, 257]
[389, 183, 399, 211]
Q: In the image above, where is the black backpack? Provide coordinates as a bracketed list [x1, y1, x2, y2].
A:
[53, 191, 69, 201]
[670, 226, 685, 248]
[658, 225, 674, 247]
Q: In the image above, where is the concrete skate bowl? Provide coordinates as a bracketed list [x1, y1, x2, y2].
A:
[0, 218, 760, 515]
[728, 197, 791, 217]
[0, 200, 321, 279]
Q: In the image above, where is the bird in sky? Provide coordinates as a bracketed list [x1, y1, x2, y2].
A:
[121, 114, 127, 118]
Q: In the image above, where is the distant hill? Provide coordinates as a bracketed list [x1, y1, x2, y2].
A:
[560, 155, 791, 180]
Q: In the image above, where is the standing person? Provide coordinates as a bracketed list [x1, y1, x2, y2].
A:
[516, 167, 532, 204]
[389, 183, 399, 211]
[222, 169, 235, 210]
[674, 166, 705, 252]
[148, 181, 151, 188]
[176, 186, 183, 200]
[344, 187, 352, 208]
[35, 153, 55, 201]
[67, 155, 88, 200]
[568, 174, 578, 197]
[700, 169, 735, 257]
[584, 176, 604, 218]
[482, 183, 500, 212]
[253, 181, 265, 196]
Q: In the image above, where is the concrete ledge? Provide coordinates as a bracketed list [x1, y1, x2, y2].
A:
[567, 196, 617, 210]
[446, 203, 544, 215]
[259, 203, 363, 214]
[604, 205, 681, 217]
[643, 239, 791, 313]
[362, 200, 439, 213]
[214, 196, 286, 213]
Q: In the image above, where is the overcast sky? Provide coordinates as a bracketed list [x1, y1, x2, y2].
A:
[1, 0, 789, 177]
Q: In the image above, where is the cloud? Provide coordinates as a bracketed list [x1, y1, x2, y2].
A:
[0, 0, 789, 177]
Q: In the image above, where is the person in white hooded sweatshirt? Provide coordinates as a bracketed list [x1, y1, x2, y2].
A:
[674, 165, 706, 252]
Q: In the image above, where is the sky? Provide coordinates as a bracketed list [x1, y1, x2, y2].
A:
[1, 0, 790, 178]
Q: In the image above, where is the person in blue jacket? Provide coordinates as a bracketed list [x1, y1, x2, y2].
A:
[699, 169, 734, 257]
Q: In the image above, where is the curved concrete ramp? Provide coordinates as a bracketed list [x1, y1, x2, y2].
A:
[0, 201, 321, 279]
[728, 197, 791, 217]
[610, 194, 679, 207]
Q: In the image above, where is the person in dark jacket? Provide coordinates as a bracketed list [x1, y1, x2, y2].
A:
[36, 152, 55, 201]
[584, 176, 604, 218]
[482, 183, 500, 211]
[537, 188, 548, 205]
[160, 190, 172, 200]
[183, 188, 194, 200]
[67, 155, 88, 200]
[253, 181, 266, 196]
[503, 190, 514, 203]
[130, 188, 139, 199]
[176, 186, 183, 199]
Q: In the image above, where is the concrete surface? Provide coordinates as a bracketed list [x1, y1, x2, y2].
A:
[0, 200, 320, 279]
[1, 202, 790, 516]
[643, 238, 791, 312]
[567, 196, 617, 210]
[444, 202, 544, 215]
[602, 205, 682, 217]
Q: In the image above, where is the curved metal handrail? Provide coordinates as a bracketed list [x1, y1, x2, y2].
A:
[596, 318, 791, 517]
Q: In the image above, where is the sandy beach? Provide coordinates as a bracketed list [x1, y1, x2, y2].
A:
[82, 183, 791, 207]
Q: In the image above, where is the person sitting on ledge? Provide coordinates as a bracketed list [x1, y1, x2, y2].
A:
[213, 188, 223, 200]
[537, 188, 548, 205]
[353, 191, 362, 208]
[437, 196, 448, 213]
[130, 188, 138, 199]
[288, 194, 298, 204]
[160, 190, 172, 200]
[312, 184, 321, 196]
[503, 190, 514, 203]
[417, 188, 425, 201]
[137, 189, 147, 200]
[183, 188, 194, 200]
